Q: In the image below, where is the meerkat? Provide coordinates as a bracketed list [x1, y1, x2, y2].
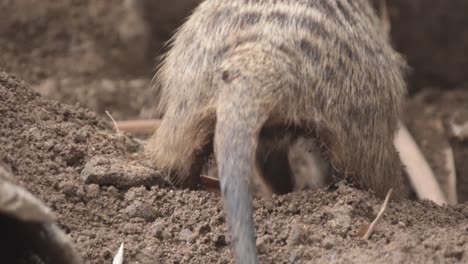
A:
[146, 0, 408, 263]
[202, 132, 331, 196]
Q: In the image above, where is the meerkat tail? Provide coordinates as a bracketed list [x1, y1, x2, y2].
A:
[215, 98, 269, 264]
[215, 124, 259, 263]
[215, 133, 258, 263]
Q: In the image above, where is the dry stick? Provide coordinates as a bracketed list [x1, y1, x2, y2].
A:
[105, 111, 132, 158]
[394, 122, 448, 205]
[201, 175, 221, 194]
[116, 119, 161, 135]
[363, 188, 392, 240]
[443, 147, 458, 205]
[105, 110, 120, 134]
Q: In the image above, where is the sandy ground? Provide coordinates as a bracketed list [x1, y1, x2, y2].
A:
[1, 1, 468, 263]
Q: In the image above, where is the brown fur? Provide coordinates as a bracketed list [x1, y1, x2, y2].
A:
[202, 131, 330, 195]
[146, 0, 408, 262]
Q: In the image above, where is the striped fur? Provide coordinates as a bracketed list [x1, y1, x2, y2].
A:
[146, 0, 408, 262]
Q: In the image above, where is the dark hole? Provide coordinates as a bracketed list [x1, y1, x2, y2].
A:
[222, 70, 231, 83]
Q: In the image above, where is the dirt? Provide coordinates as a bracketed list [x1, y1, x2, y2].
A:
[1, 1, 468, 264]
[0, 0, 159, 120]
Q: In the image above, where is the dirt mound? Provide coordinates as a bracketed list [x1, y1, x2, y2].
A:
[0, 0, 148, 83]
[0, 0, 159, 120]
[1, 71, 467, 263]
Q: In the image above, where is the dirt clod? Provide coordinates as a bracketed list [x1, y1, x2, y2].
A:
[80, 156, 166, 189]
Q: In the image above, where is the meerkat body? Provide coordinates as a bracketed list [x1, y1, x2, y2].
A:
[147, 0, 407, 262]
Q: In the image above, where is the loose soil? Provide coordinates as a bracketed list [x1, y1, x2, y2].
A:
[1, 1, 468, 263]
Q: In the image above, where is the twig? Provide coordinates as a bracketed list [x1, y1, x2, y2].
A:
[394, 121, 448, 205]
[363, 189, 392, 240]
[105, 110, 120, 134]
[443, 147, 458, 205]
[201, 175, 221, 194]
[115, 119, 161, 136]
